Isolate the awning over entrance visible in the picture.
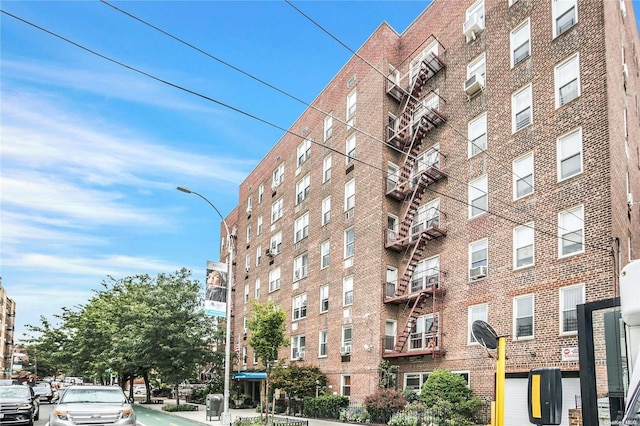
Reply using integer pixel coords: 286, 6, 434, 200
233, 372, 267, 380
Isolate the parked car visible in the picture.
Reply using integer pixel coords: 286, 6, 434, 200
33, 382, 55, 403
49, 385, 136, 426
0, 385, 40, 425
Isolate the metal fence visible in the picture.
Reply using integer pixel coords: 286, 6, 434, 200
234, 416, 308, 426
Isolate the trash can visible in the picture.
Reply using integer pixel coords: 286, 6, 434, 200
206, 393, 224, 421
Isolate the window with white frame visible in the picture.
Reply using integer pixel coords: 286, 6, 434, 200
272, 164, 284, 187
514, 294, 534, 339
465, 0, 485, 34
346, 90, 357, 120
341, 375, 351, 397
387, 215, 398, 246
321, 240, 330, 269
271, 197, 283, 222
292, 293, 307, 320
468, 303, 488, 344
343, 276, 354, 306
322, 196, 331, 225
257, 216, 263, 235
346, 134, 356, 164
254, 278, 261, 299
560, 284, 584, 334
411, 256, 439, 293
247, 196, 252, 213
511, 19, 531, 67
253, 352, 258, 365
558, 205, 584, 257
410, 313, 439, 350
412, 199, 440, 238
514, 224, 535, 268
242, 346, 247, 365
270, 231, 282, 255
244, 283, 249, 303
469, 239, 488, 279
293, 253, 308, 281
320, 285, 329, 313
387, 162, 400, 190
344, 227, 355, 259
385, 320, 397, 351
513, 152, 534, 199
323, 155, 332, 183
245, 254, 251, 273
468, 113, 487, 157
246, 224, 251, 243
345, 179, 355, 212
469, 175, 488, 218
512, 84, 532, 132
324, 115, 333, 141
319, 330, 328, 357
386, 266, 398, 298
294, 212, 309, 243
342, 325, 353, 346
410, 41, 438, 83
555, 54, 580, 107
553, 0, 577, 37
256, 246, 262, 267
467, 53, 486, 79
296, 174, 311, 204
412, 147, 439, 184
413, 92, 440, 127
297, 138, 311, 167
258, 184, 264, 203
268, 267, 281, 292
291, 335, 306, 359
405, 371, 470, 391
557, 128, 583, 181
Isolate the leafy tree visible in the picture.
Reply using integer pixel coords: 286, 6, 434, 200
379, 359, 399, 389
420, 369, 484, 422
270, 364, 327, 413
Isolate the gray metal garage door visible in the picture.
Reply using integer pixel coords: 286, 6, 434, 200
504, 377, 580, 426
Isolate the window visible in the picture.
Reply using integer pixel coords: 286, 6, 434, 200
242, 346, 247, 366
411, 256, 439, 292
270, 232, 282, 255
514, 294, 534, 339
346, 90, 357, 120
343, 276, 354, 306
342, 325, 353, 346
323, 155, 332, 183
345, 179, 355, 212
346, 134, 356, 164
245, 254, 251, 272
271, 197, 283, 222
344, 227, 355, 259
257, 216, 263, 235
258, 184, 264, 203
321, 240, 330, 269
322, 196, 331, 225
469, 175, 488, 218
293, 253, 309, 281
555, 54, 580, 107
294, 212, 309, 243
246, 224, 251, 243
247, 196, 253, 214
387, 215, 398, 246
256, 246, 262, 267
468, 303, 488, 344
297, 138, 311, 167
341, 375, 351, 397
557, 128, 583, 181
412, 199, 440, 238
324, 115, 333, 141
514, 224, 534, 268
319, 330, 328, 357
560, 284, 584, 334
512, 84, 532, 132
272, 164, 284, 188
268, 267, 281, 292
410, 313, 439, 350
292, 293, 307, 320
320, 285, 329, 313
468, 113, 487, 157
254, 278, 261, 299
385, 320, 396, 351
387, 162, 399, 191
513, 153, 534, 199
296, 174, 311, 204
386, 266, 398, 298
244, 284, 249, 303
553, 0, 577, 37
291, 335, 306, 359
410, 42, 438, 83
465, 0, 485, 39
405, 372, 470, 391
511, 19, 531, 67
413, 146, 439, 182
467, 53, 486, 79
469, 239, 488, 280
413, 92, 440, 127
559, 205, 584, 257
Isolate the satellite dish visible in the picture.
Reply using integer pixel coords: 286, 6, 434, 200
472, 320, 498, 350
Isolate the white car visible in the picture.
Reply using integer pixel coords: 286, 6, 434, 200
49, 385, 136, 426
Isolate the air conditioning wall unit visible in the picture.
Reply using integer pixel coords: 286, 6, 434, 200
464, 73, 485, 97
463, 14, 484, 40
297, 351, 305, 360
340, 345, 352, 355
265, 249, 273, 257
469, 266, 488, 280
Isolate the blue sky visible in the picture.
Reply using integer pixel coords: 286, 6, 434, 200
1, 1, 640, 341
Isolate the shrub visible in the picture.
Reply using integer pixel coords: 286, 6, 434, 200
339, 404, 371, 423
420, 370, 484, 424
364, 389, 406, 424
162, 404, 198, 412
402, 388, 419, 404
303, 395, 349, 419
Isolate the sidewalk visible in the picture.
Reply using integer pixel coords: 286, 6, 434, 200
136, 399, 347, 426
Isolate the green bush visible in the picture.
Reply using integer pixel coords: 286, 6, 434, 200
303, 395, 349, 419
364, 389, 406, 424
162, 404, 198, 412
339, 404, 371, 423
420, 370, 484, 424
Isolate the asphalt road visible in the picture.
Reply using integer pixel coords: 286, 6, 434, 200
36, 400, 54, 426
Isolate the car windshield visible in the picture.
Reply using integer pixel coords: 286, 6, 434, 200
61, 389, 126, 404
0, 387, 30, 398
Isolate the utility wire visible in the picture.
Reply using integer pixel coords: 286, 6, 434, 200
0, 8, 606, 253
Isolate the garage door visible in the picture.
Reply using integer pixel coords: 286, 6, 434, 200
504, 377, 580, 426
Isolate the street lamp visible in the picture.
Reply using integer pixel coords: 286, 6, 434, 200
177, 186, 234, 426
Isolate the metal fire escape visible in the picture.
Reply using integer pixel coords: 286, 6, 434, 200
383, 44, 447, 359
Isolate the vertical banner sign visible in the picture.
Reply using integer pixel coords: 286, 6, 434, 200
205, 260, 228, 317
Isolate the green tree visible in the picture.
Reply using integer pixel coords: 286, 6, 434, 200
420, 369, 484, 423
270, 364, 327, 413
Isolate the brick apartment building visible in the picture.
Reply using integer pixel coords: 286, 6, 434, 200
1, 278, 17, 379
217, 0, 639, 423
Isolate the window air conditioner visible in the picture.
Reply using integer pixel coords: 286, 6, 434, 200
297, 351, 305, 360
340, 345, 352, 355
294, 269, 301, 280
628, 193, 634, 207
463, 14, 483, 40
265, 249, 273, 257
469, 266, 488, 280
243, 328, 248, 335
464, 73, 485, 97
246, 206, 252, 215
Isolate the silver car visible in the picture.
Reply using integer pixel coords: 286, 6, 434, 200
48, 385, 136, 426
